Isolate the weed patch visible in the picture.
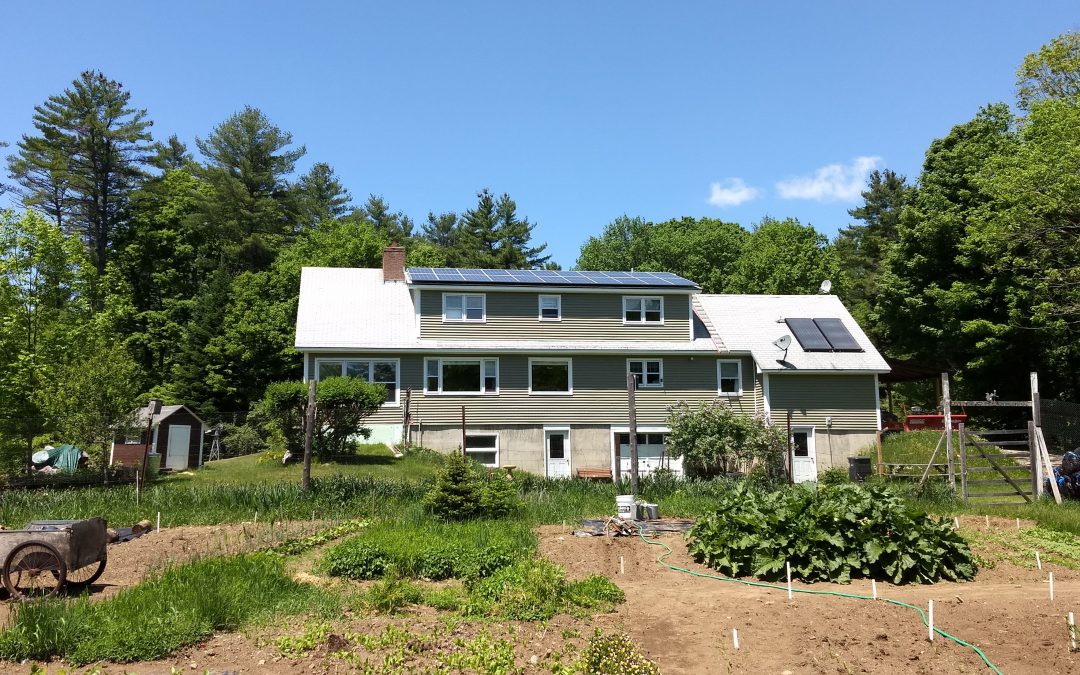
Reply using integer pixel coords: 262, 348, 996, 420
466, 559, 624, 621
579, 631, 660, 675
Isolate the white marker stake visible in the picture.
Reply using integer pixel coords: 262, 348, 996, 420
620, 556, 625, 575
1050, 572, 1055, 603
156, 511, 161, 534
254, 510, 258, 526
732, 628, 740, 650
872, 579, 878, 600
953, 516, 960, 529
928, 600, 934, 641
786, 562, 793, 600
1068, 612, 1077, 652
985, 514, 990, 528
1016, 517, 1021, 530
1036, 551, 1043, 570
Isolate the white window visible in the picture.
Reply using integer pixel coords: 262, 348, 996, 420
425, 358, 499, 394
314, 358, 399, 405
464, 433, 499, 467
718, 359, 742, 396
628, 359, 663, 388
529, 358, 573, 395
538, 294, 561, 321
623, 296, 663, 324
443, 293, 485, 322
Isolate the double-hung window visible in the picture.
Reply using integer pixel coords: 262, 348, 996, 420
314, 359, 399, 405
538, 295, 561, 321
717, 360, 742, 396
425, 358, 498, 394
464, 434, 499, 467
623, 296, 663, 323
443, 293, 485, 322
529, 358, 572, 395
628, 359, 663, 388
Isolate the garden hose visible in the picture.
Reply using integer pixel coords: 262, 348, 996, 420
636, 532, 1004, 675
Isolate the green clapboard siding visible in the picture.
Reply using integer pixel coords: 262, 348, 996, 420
418, 290, 691, 341
305, 353, 760, 427
768, 374, 878, 431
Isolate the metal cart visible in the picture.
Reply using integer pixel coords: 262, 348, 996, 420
0, 518, 108, 600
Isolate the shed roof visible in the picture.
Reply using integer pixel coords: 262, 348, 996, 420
134, 404, 205, 428
693, 294, 890, 373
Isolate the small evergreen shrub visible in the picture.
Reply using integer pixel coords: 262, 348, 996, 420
424, 452, 521, 520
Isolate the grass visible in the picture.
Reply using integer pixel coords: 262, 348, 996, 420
0, 554, 338, 665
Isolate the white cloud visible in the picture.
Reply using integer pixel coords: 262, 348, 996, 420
775, 156, 882, 202
707, 178, 761, 207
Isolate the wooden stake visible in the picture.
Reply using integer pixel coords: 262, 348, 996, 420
1068, 612, 1077, 652
871, 579, 877, 600
627, 373, 639, 497
254, 511, 258, 526
985, 514, 990, 529
620, 556, 625, 575
786, 562, 793, 600
942, 374, 955, 492
1050, 572, 1055, 602
302, 378, 317, 491
875, 431, 885, 477
1017, 518, 1021, 530
732, 628, 740, 650
156, 511, 161, 534
1036, 550, 1043, 570
953, 516, 960, 529
928, 600, 934, 641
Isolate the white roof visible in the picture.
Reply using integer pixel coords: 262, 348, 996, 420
133, 404, 205, 428
296, 268, 417, 350
693, 294, 890, 373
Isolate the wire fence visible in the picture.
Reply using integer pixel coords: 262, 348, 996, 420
1042, 398, 1080, 454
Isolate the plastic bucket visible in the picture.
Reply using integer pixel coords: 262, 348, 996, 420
616, 494, 637, 519
643, 503, 659, 520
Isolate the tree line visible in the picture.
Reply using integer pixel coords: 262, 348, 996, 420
1, 30, 1078, 474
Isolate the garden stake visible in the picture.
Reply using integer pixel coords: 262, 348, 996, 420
928, 600, 934, 641
1069, 612, 1077, 652
1050, 572, 1055, 602
254, 511, 258, 526
953, 517, 960, 529
620, 556, 625, 575
156, 512, 160, 534
732, 628, 739, 650
985, 515, 990, 528
786, 562, 792, 600
1036, 551, 1043, 570
872, 579, 877, 600
1016, 517, 1020, 530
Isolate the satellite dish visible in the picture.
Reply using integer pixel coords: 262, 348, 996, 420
819, 279, 832, 294
773, 335, 792, 351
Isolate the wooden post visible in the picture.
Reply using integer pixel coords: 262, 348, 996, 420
401, 388, 411, 448
959, 422, 968, 500
1029, 420, 1042, 498
942, 373, 955, 492
460, 406, 466, 455
786, 409, 794, 484
627, 373, 639, 497
302, 379, 316, 491
1031, 372, 1061, 504
875, 431, 885, 477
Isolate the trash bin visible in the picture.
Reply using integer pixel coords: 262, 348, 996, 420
848, 457, 872, 482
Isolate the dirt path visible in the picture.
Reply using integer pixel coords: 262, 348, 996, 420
2, 517, 1079, 673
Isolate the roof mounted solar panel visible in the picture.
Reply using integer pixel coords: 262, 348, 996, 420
785, 318, 833, 351
813, 318, 863, 352
404, 267, 699, 288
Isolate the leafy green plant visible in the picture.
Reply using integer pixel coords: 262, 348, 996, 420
817, 467, 850, 485
667, 401, 785, 478
323, 540, 391, 579
256, 377, 385, 459
266, 519, 367, 556
424, 451, 522, 520
578, 631, 659, 675
466, 559, 625, 620
686, 481, 977, 584
359, 576, 425, 614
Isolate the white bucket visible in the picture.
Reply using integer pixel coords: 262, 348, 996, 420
616, 494, 637, 519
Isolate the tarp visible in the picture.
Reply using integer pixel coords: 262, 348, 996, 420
32, 444, 84, 474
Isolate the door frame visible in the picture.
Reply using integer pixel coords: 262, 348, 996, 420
166, 424, 191, 470
609, 426, 671, 475
543, 426, 572, 478
790, 425, 817, 483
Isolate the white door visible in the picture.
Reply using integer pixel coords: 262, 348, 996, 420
616, 432, 683, 477
791, 427, 817, 483
545, 430, 571, 478
166, 424, 191, 470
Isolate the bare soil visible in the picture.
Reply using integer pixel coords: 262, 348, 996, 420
3, 515, 1079, 674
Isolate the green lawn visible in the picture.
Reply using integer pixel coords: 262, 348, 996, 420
167, 444, 443, 485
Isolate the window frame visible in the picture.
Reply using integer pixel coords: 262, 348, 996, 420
423, 357, 500, 395
464, 433, 499, 467
442, 293, 486, 323
528, 357, 573, 396
627, 358, 664, 388
717, 359, 742, 397
622, 295, 664, 324
312, 357, 401, 407
538, 294, 562, 321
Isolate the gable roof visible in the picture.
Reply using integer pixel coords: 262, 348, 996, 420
133, 404, 205, 428
693, 294, 890, 373
296, 268, 417, 350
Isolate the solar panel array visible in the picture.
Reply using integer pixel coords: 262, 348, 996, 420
786, 318, 864, 352
407, 268, 698, 288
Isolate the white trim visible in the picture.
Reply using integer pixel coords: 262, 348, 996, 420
757, 369, 892, 375
627, 358, 664, 388
409, 283, 698, 295
762, 372, 772, 424
441, 292, 486, 323
198, 426, 205, 466
608, 425, 671, 477
424, 356, 500, 395
622, 295, 665, 325
688, 298, 694, 340
464, 432, 499, 467
414, 289, 422, 335
296, 345, 719, 355
528, 357, 573, 395
717, 359, 743, 396
544, 427, 572, 478
790, 425, 817, 483
313, 357, 402, 407
538, 294, 562, 321
874, 373, 882, 431
302, 352, 309, 382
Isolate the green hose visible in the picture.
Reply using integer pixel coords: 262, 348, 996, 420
637, 531, 1004, 674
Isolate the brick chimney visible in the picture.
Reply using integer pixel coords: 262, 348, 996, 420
382, 243, 406, 282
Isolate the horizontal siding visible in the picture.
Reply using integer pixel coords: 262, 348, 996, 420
768, 374, 878, 431
419, 290, 691, 341
305, 352, 759, 427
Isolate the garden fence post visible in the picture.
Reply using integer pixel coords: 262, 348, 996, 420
942, 373, 955, 492
627, 373, 639, 498
302, 378, 316, 491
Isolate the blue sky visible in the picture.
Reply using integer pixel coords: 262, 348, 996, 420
1, 2, 1077, 267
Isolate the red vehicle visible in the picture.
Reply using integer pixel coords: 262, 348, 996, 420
904, 414, 967, 432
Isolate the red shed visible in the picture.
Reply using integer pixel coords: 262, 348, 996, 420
111, 405, 206, 471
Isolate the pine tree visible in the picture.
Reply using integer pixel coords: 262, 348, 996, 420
456, 189, 500, 267
149, 134, 192, 171
297, 162, 352, 226
361, 194, 413, 241
494, 192, 549, 269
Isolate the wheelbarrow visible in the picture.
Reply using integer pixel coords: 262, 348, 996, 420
0, 518, 108, 600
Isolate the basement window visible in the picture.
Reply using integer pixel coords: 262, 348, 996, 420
464, 434, 498, 467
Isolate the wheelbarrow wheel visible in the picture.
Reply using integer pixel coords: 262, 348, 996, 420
63, 555, 107, 591
3, 542, 66, 600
